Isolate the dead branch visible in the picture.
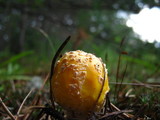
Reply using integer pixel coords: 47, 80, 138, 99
0, 97, 15, 120
16, 89, 34, 120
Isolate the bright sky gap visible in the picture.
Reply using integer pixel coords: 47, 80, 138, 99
126, 7, 160, 43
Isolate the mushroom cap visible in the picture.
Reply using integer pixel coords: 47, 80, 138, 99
51, 50, 109, 114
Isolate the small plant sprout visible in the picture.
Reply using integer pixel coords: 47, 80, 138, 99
50, 50, 110, 119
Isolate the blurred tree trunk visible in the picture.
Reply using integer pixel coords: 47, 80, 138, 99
19, 12, 27, 52
73, 28, 90, 50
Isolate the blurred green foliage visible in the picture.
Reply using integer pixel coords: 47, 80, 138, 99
0, 0, 159, 81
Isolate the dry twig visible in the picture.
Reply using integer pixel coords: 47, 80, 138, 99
16, 89, 34, 120
0, 97, 15, 120
110, 82, 160, 88
110, 103, 131, 118
99, 110, 133, 119
23, 74, 49, 120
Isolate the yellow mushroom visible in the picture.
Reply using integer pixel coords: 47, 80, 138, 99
51, 50, 109, 118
